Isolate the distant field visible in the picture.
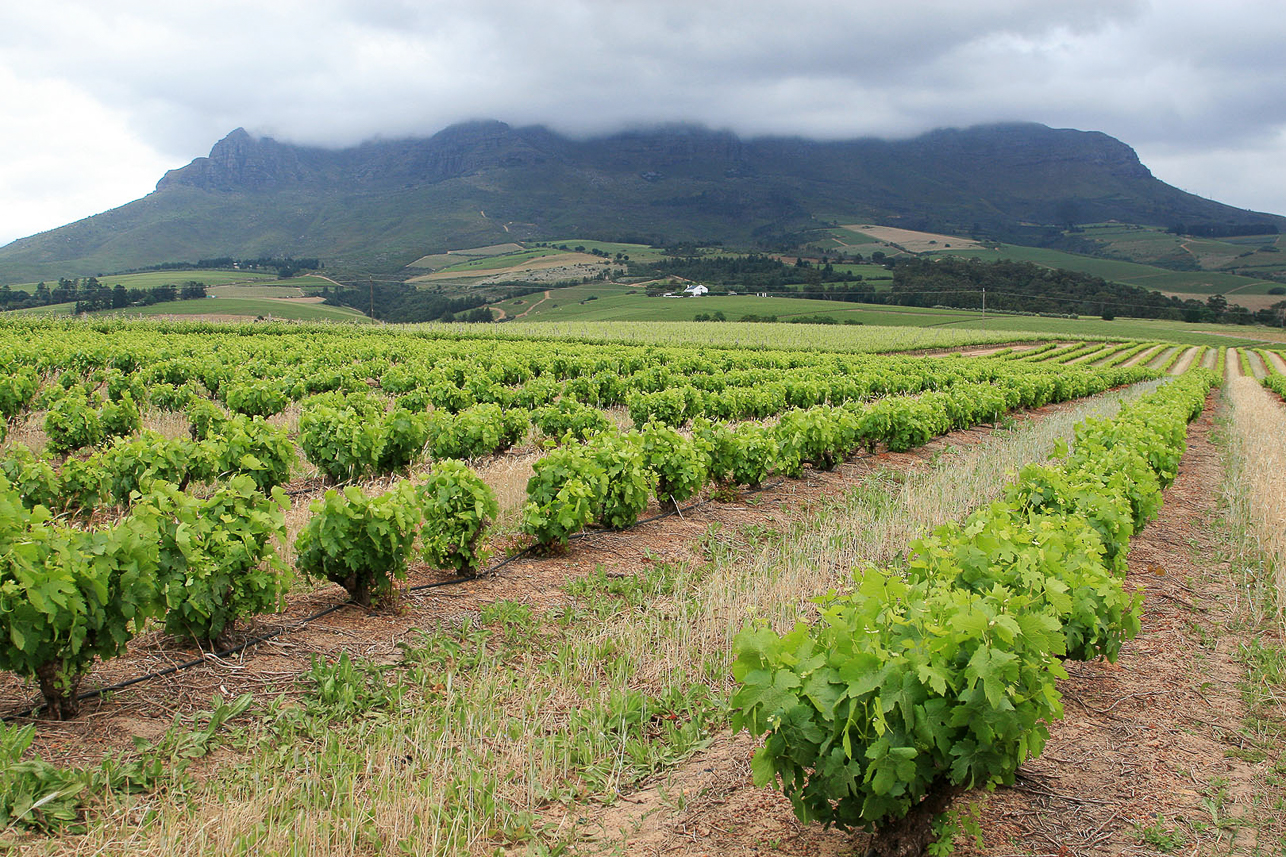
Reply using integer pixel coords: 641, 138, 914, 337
278, 275, 339, 291
825, 263, 893, 282
139, 297, 367, 321
539, 240, 670, 263
3, 269, 281, 293
841, 224, 983, 253
825, 227, 881, 246
208, 284, 307, 298
407, 241, 665, 278
14, 296, 368, 322
411, 253, 611, 286
435, 248, 568, 273
496, 290, 968, 326
936, 243, 1280, 296
484, 320, 1059, 353
492, 284, 1286, 347
7, 302, 76, 316
1075, 223, 1286, 278
408, 243, 526, 270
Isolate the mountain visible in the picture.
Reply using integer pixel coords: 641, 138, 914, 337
0, 121, 1281, 283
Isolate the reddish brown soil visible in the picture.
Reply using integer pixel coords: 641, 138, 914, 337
10, 392, 1272, 857
564, 393, 1286, 856
0, 406, 1041, 767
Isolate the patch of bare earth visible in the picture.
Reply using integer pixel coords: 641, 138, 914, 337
1168, 346, 1201, 375
839, 225, 984, 254
962, 394, 1283, 855
560, 393, 1285, 857
0, 403, 1057, 779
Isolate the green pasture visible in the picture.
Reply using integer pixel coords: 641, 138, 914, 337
99, 269, 282, 290
540, 240, 670, 263
6, 301, 77, 316
826, 263, 893, 281
99, 296, 370, 322
496, 285, 1286, 347
829, 227, 882, 245
208, 284, 303, 298
2, 268, 281, 293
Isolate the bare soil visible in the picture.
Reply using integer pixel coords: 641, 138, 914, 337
9, 388, 1274, 857
561, 392, 1286, 856
0, 406, 1044, 769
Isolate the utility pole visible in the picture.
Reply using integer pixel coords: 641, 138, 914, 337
369, 277, 374, 319
981, 288, 986, 328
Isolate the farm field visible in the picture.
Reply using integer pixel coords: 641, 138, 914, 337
0, 318, 1282, 855
491, 288, 1286, 347
408, 241, 666, 275
10, 295, 369, 322
1, 269, 284, 294
934, 241, 1282, 296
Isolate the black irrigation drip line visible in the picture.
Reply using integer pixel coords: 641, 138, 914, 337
2, 599, 351, 723
0, 479, 754, 721
3, 462, 815, 723
0, 413, 1040, 721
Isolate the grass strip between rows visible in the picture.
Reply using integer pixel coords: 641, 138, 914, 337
730, 369, 1218, 853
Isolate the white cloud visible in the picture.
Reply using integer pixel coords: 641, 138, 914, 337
0, 66, 175, 247
1, 0, 1285, 245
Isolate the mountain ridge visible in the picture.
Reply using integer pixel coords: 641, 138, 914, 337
0, 120, 1280, 283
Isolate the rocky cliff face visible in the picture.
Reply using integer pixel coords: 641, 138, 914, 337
157, 128, 308, 191
156, 120, 1160, 197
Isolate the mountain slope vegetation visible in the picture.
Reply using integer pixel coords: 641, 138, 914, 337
1, 121, 1281, 284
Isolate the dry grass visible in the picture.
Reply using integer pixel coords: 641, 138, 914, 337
695, 381, 1161, 639
1, 412, 46, 454
1224, 376, 1286, 623
1121, 343, 1165, 368
1170, 345, 1203, 375
5, 382, 1167, 855
471, 446, 539, 534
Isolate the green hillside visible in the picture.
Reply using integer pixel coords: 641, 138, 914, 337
1, 120, 1281, 284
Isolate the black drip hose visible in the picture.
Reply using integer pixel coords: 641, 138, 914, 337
1, 478, 769, 721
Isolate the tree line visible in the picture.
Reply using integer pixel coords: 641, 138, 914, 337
629, 254, 865, 288
320, 282, 541, 323
137, 257, 323, 278
885, 257, 1283, 326
0, 278, 207, 314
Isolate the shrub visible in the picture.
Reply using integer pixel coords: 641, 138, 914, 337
98, 393, 141, 441
418, 460, 498, 575
295, 482, 422, 607
206, 416, 294, 492
44, 392, 103, 456
376, 407, 430, 474
222, 379, 289, 418
143, 477, 290, 644
0, 478, 160, 719
521, 446, 606, 547
299, 405, 382, 484
589, 433, 655, 529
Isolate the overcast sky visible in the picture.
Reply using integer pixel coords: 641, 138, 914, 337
2, 0, 1285, 246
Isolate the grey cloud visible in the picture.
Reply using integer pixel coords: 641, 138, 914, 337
2, 0, 1285, 239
